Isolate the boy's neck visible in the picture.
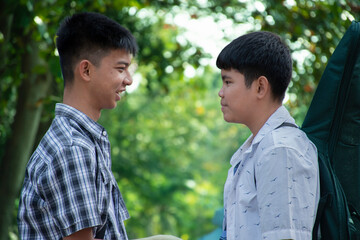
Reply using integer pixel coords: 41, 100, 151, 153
63, 85, 101, 122
249, 103, 282, 137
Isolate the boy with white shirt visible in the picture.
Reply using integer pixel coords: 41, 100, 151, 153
217, 31, 320, 240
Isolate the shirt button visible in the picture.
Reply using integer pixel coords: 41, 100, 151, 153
102, 131, 107, 136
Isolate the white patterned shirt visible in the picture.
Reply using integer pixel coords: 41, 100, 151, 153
222, 106, 320, 240
18, 103, 129, 239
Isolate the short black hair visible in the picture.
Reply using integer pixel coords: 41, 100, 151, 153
216, 31, 292, 101
56, 12, 138, 85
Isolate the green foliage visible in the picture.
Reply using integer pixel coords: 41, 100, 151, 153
1, 0, 359, 239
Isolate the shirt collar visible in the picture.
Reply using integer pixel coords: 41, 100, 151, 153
252, 105, 296, 145
230, 106, 296, 166
55, 103, 106, 141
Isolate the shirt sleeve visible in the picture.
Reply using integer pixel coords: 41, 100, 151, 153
255, 144, 318, 240
38, 145, 102, 237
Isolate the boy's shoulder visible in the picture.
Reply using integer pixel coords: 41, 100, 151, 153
43, 115, 95, 150
29, 115, 96, 169
258, 123, 317, 157
254, 106, 315, 151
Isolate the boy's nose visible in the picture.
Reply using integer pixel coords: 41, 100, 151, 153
218, 88, 224, 98
124, 73, 133, 85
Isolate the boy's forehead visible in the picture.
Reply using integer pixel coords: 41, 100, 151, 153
221, 68, 241, 77
105, 49, 133, 64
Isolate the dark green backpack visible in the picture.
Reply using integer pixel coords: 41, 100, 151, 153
301, 21, 360, 240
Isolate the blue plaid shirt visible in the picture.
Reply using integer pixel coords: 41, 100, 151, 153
18, 103, 129, 239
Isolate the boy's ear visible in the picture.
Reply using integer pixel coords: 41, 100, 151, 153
78, 60, 92, 82
255, 76, 270, 99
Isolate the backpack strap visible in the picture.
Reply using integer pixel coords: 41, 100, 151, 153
312, 193, 331, 240
275, 122, 298, 129
95, 224, 107, 239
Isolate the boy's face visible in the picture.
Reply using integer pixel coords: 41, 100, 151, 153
89, 49, 133, 111
218, 68, 256, 124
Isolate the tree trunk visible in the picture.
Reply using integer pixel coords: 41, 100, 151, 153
0, 0, 18, 75
0, 34, 52, 239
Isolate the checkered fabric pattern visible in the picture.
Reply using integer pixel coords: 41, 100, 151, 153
18, 103, 129, 240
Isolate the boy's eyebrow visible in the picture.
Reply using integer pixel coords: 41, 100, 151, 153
116, 61, 130, 66
221, 74, 231, 80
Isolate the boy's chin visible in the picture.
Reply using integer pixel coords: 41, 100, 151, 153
223, 117, 235, 123
223, 116, 242, 124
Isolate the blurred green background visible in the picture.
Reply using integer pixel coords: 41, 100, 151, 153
0, 0, 359, 239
